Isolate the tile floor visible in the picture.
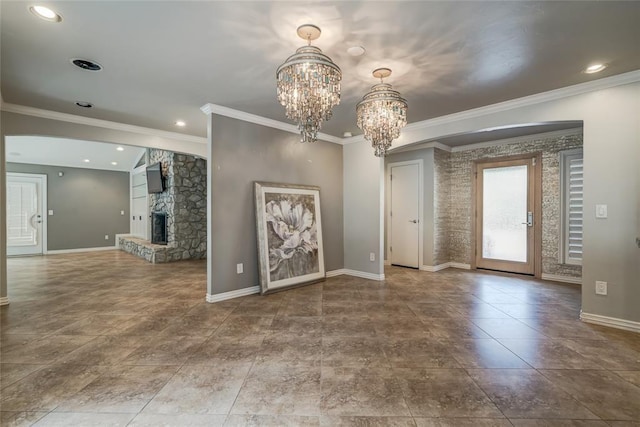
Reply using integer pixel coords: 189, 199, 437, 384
1, 251, 639, 426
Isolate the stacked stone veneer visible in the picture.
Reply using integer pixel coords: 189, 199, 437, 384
120, 149, 207, 263
440, 132, 583, 278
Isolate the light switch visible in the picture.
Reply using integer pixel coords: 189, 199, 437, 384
48, 210, 54, 216
236, 263, 243, 274
595, 204, 608, 219
120, 210, 125, 215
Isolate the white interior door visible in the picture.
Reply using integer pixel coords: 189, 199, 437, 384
390, 164, 420, 268
7, 173, 46, 256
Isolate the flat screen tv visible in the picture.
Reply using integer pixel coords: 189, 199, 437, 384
146, 162, 165, 193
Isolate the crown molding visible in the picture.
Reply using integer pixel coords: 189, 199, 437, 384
388, 141, 452, 155
403, 70, 640, 135
343, 70, 640, 146
1, 102, 207, 144
201, 103, 344, 145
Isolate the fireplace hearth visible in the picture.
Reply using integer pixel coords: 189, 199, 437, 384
151, 211, 168, 245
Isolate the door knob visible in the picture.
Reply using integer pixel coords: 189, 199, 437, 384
409, 219, 418, 224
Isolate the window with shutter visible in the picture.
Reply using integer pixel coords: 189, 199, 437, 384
561, 149, 583, 265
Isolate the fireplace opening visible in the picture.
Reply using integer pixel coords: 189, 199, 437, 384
151, 211, 168, 245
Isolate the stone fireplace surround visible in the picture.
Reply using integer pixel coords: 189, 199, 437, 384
118, 149, 207, 263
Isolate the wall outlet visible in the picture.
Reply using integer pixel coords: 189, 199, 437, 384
104, 235, 109, 240
369, 252, 376, 262
48, 210, 54, 216
236, 263, 243, 274
595, 281, 607, 295
120, 210, 125, 215
595, 204, 608, 218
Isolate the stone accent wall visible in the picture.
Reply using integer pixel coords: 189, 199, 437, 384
433, 148, 451, 266
447, 132, 583, 278
145, 149, 207, 262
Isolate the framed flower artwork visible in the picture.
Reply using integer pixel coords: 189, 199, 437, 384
254, 182, 325, 294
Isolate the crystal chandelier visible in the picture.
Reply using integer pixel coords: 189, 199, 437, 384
276, 24, 342, 143
356, 68, 408, 157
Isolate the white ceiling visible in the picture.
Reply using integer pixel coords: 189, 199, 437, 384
6, 136, 145, 172
1, 1, 639, 141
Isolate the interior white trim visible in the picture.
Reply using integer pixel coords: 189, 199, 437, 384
420, 263, 450, 272
342, 269, 385, 281
1, 102, 207, 144
384, 259, 391, 266
449, 262, 472, 270
0, 297, 9, 306
580, 311, 640, 333
200, 103, 343, 145
541, 273, 582, 285
386, 159, 424, 271
47, 246, 117, 254
326, 269, 347, 278
206, 286, 260, 303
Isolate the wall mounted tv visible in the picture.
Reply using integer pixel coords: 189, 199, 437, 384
146, 162, 165, 193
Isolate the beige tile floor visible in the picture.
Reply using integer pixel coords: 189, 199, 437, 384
1, 251, 639, 426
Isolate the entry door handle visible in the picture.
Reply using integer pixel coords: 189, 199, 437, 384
521, 212, 533, 227
409, 219, 419, 224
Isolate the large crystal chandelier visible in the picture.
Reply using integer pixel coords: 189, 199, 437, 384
356, 68, 408, 157
276, 24, 342, 143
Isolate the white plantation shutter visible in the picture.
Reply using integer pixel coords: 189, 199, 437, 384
562, 151, 583, 265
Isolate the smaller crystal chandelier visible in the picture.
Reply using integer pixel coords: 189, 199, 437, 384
356, 68, 408, 157
276, 24, 342, 143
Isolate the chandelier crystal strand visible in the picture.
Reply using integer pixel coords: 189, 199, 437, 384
276, 25, 341, 143
356, 68, 408, 157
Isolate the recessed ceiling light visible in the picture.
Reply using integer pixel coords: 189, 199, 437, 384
71, 58, 103, 72
175, 120, 186, 127
347, 46, 366, 57
29, 5, 62, 22
75, 101, 93, 108
83, 159, 90, 163
111, 161, 118, 166
116, 146, 124, 151
585, 63, 606, 74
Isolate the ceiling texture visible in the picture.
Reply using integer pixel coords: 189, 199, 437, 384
1, 1, 639, 143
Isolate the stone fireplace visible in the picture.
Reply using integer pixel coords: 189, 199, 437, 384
151, 212, 168, 245
118, 148, 207, 263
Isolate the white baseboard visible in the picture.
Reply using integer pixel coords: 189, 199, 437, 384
420, 263, 450, 272
449, 262, 471, 270
206, 286, 260, 303
342, 269, 385, 281
580, 311, 640, 333
0, 296, 9, 306
326, 269, 347, 278
541, 273, 582, 285
47, 246, 117, 255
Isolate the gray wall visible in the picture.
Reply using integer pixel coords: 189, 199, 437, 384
343, 140, 384, 275
7, 163, 130, 250
208, 114, 343, 295
385, 148, 436, 266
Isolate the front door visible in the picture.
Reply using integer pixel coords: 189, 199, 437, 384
7, 173, 46, 256
390, 163, 420, 268
475, 156, 539, 275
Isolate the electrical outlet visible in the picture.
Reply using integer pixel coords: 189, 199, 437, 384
104, 235, 109, 240
595, 204, 608, 218
120, 210, 125, 215
236, 263, 243, 274
595, 281, 607, 295
48, 210, 54, 216
369, 252, 375, 262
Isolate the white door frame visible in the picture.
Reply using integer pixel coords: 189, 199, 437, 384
6, 172, 48, 255
386, 159, 423, 269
